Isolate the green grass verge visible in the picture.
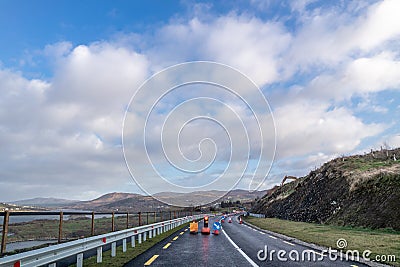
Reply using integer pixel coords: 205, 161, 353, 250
68, 222, 190, 267
341, 156, 400, 171
245, 217, 400, 266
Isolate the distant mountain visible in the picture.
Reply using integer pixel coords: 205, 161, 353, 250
154, 189, 268, 206
8, 189, 269, 212
11, 197, 79, 207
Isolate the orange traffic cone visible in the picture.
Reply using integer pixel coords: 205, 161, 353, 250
239, 217, 243, 224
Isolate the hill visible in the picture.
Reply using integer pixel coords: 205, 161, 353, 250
251, 148, 400, 230
11, 197, 79, 207
5, 190, 268, 212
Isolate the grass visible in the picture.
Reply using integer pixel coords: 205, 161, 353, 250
68, 222, 190, 267
341, 156, 400, 172
245, 217, 400, 266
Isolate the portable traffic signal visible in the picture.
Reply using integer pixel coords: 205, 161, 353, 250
201, 215, 210, 235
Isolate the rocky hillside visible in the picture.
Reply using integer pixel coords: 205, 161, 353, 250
251, 148, 400, 230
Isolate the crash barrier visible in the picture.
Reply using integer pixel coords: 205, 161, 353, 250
0, 214, 204, 267
248, 213, 265, 218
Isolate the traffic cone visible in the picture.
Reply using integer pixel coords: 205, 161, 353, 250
239, 216, 243, 224
213, 229, 219, 235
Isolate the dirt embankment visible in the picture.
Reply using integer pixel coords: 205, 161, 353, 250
252, 148, 400, 230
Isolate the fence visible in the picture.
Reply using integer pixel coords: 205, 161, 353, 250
0, 210, 198, 255
0, 214, 204, 267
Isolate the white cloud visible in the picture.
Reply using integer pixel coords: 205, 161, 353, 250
285, 0, 400, 72
273, 101, 384, 158
145, 15, 291, 86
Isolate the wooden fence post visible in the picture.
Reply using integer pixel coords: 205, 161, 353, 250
1, 211, 10, 255
91, 212, 95, 236
111, 212, 115, 232
58, 211, 63, 243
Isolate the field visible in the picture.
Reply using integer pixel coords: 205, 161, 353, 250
245, 217, 400, 266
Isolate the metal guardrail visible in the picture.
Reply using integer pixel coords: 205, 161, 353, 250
0, 214, 204, 267
248, 213, 265, 218
0, 210, 197, 254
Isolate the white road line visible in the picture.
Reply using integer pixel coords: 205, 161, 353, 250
222, 228, 259, 267
312, 250, 326, 257
283, 240, 295, 246
268, 235, 277, 239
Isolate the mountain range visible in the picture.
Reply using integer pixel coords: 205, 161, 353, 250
8, 189, 268, 212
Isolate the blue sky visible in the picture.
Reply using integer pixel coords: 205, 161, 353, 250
0, 0, 399, 202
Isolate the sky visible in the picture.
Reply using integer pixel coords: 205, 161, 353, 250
0, 0, 400, 202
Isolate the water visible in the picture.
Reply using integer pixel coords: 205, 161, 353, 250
5, 240, 58, 252
0, 209, 93, 224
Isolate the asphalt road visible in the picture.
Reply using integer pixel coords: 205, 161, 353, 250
125, 216, 369, 267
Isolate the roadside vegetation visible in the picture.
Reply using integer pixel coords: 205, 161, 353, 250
245, 217, 400, 266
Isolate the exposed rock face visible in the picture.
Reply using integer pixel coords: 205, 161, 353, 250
251, 148, 400, 230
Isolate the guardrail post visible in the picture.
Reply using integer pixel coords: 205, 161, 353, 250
149, 229, 152, 239
138, 233, 142, 244
138, 212, 142, 226
97, 246, 102, 263
143, 231, 147, 241
91, 212, 95, 236
111, 242, 116, 257
126, 212, 129, 229
123, 238, 127, 252
111, 212, 115, 232
131, 235, 135, 247
58, 211, 63, 243
77, 253, 83, 267
1, 210, 10, 255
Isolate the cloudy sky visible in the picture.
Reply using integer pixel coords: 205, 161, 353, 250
0, 0, 399, 202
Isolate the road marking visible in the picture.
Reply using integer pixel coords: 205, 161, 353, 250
184, 229, 188, 232
283, 240, 295, 246
180, 231, 184, 235
163, 243, 171, 249
144, 255, 159, 265
222, 229, 259, 267
312, 250, 324, 258
172, 236, 179, 241
350, 265, 359, 267
268, 235, 277, 239
253, 228, 257, 231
